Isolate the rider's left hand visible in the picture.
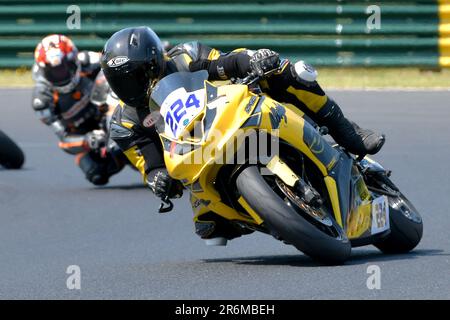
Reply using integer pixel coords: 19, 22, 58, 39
84, 129, 107, 152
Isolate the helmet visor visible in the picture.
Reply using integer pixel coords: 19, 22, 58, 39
43, 58, 78, 86
106, 62, 154, 108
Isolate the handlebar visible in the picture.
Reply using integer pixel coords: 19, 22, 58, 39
235, 72, 260, 86
234, 67, 280, 86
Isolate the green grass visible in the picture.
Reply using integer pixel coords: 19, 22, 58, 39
1, 68, 450, 89
0, 68, 33, 87
317, 68, 450, 89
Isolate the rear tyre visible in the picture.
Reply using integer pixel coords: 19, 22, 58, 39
374, 194, 423, 254
0, 130, 25, 169
236, 166, 351, 265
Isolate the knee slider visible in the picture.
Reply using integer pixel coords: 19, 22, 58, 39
78, 153, 109, 186
291, 60, 318, 85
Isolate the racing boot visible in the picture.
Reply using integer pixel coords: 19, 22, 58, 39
77, 150, 125, 186
316, 100, 385, 156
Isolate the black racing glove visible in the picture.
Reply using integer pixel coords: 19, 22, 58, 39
249, 49, 281, 77
147, 168, 183, 200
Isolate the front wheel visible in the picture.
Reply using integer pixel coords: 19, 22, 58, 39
0, 130, 25, 169
236, 166, 351, 265
374, 194, 423, 254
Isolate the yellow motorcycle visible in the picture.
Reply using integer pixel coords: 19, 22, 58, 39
149, 70, 423, 264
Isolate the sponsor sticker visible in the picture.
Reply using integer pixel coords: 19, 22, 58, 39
371, 195, 390, 234
107, 56, 129, 67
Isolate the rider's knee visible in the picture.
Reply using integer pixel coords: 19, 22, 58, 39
76, 152, 109, 186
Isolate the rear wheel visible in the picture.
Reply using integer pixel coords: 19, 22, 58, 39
236, 165, 351, 265
0, 130, 25, 169
374, 194, 423, 253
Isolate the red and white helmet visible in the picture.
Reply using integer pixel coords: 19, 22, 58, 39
34, 34, 80, 92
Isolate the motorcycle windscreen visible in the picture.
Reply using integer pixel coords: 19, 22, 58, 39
149, 71, 208, 139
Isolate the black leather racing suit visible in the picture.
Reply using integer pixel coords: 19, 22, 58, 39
31, 51, 127, 185
109, 42, 354, 239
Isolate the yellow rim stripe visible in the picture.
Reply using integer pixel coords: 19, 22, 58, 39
237, 196, 264, 225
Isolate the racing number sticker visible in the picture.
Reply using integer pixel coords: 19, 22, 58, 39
160, 88, 204, 138
165, 93, 201, 136
371, 196, 390, 234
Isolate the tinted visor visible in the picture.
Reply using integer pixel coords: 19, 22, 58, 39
106, 62, 156, 108
43, 59, 77, 86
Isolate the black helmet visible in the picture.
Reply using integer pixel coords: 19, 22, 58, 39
101, 27, 166, 108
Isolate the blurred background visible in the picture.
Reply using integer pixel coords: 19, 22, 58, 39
1, 0, 450, 87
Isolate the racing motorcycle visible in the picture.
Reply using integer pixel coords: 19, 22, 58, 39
0, 130, 25, 169
148, 70, 423, 264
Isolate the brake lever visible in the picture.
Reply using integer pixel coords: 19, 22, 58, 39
157, 179, 174, 214
158, 197, 174, 213
238, 67, 281, 85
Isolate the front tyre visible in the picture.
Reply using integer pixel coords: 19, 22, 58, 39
236, 166, 351, 265
0, 130, 25, 169
374, 194, 423, 254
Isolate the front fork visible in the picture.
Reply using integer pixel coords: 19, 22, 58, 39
265, 155, 322, 207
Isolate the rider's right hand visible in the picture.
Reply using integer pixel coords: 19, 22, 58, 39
147, 168, 183, 200
249, 49, 280, 77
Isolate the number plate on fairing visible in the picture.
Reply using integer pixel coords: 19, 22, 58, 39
371, 196, 390, 235
160, 88, 205, 139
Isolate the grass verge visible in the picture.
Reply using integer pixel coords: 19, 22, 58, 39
1, 67, 450, 89
317, 67, 450, 89
0, 68, 33, 88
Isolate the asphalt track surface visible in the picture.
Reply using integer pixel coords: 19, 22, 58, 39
0, 88, 449, 300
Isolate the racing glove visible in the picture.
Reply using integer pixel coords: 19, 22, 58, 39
147, 168, 183, 200
84, 129, 107, 152
249, 49, 281, 77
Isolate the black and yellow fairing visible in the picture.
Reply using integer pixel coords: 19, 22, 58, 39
158, 76, 373, 239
